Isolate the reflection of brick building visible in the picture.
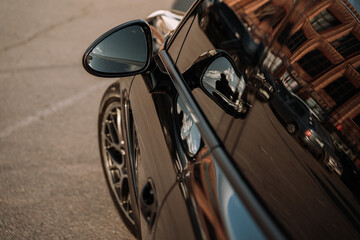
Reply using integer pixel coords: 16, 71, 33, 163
225, 0, 360, 163
189, 148, 228, 239
286, 0, 360, 162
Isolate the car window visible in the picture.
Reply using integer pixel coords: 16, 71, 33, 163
289, 99, 308, 117
166, 6, 197, 64
173, 12, 214, 72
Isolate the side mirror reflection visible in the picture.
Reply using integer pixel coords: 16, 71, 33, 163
177, 97, 202, 156
82, 20, 152, 77
201, 56, 250, 116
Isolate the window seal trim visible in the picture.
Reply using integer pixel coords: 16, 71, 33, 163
165, 0, 202, 51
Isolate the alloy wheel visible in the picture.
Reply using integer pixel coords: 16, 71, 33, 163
286, 122, 296, 135
100, 102, 134, 225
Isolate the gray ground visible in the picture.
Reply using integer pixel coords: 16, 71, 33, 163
0, 0, 192, 239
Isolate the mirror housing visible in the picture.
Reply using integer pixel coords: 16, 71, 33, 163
82, 20, 153, 78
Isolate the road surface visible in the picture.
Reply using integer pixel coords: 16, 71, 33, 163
0, 0, 192, 239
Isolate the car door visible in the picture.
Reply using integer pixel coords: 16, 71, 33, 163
131, 1, 249, 238
151, 1, 282, 239
162, 1, 360, 240
127, 5, 199, 239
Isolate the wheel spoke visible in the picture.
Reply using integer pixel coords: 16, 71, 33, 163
116, 108, 125, 145
106, 119, 118, 144
104, 133, 118, 150
104, 133, 112, 145
114, 179, 123, 189
126, 194, 133, 214
109, 110, 118, 132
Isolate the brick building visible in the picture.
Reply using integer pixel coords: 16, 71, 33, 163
225, 0, 360, 165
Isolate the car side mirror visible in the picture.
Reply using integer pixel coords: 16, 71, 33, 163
184, 50, 250, 117
82, 20, 153, 77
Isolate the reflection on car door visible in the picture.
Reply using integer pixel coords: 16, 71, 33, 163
128, 6, 199, 238
172, 1, 238, 144
129, 75, 181, 238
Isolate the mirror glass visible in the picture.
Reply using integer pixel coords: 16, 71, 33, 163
202, 57, 247, 113
86, 25, 148, 74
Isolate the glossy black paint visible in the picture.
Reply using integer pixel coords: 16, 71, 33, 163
83, 0, 360, 239
158, 49, 285, 239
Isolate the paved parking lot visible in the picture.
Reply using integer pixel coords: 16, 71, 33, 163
0, 0, 191, 239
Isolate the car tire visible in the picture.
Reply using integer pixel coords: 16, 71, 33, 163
320, 149, 326, 162
98, 82, 141, 238
286, 122, 297, 135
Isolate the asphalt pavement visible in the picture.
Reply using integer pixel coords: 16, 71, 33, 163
0, 0, 192, 239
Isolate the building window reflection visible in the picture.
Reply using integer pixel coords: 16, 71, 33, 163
310, 9, 341, 32
354, 113, 360, 128
224, 0, 360, 165
331, 33, 360, 58
324, 76, 359, 108
254, 1, 286, 30
356, 66, 360, 74
297, 50, 332, 77
286, 28, 307, 53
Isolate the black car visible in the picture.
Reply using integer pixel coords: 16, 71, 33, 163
337, 149, 360, 199
269, 82, 310, 135
82, 0, 360, 239
269, 84, 343, 174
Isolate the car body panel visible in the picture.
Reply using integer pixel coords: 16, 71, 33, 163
162, 0, 360, 239
129, 75, 181, 237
